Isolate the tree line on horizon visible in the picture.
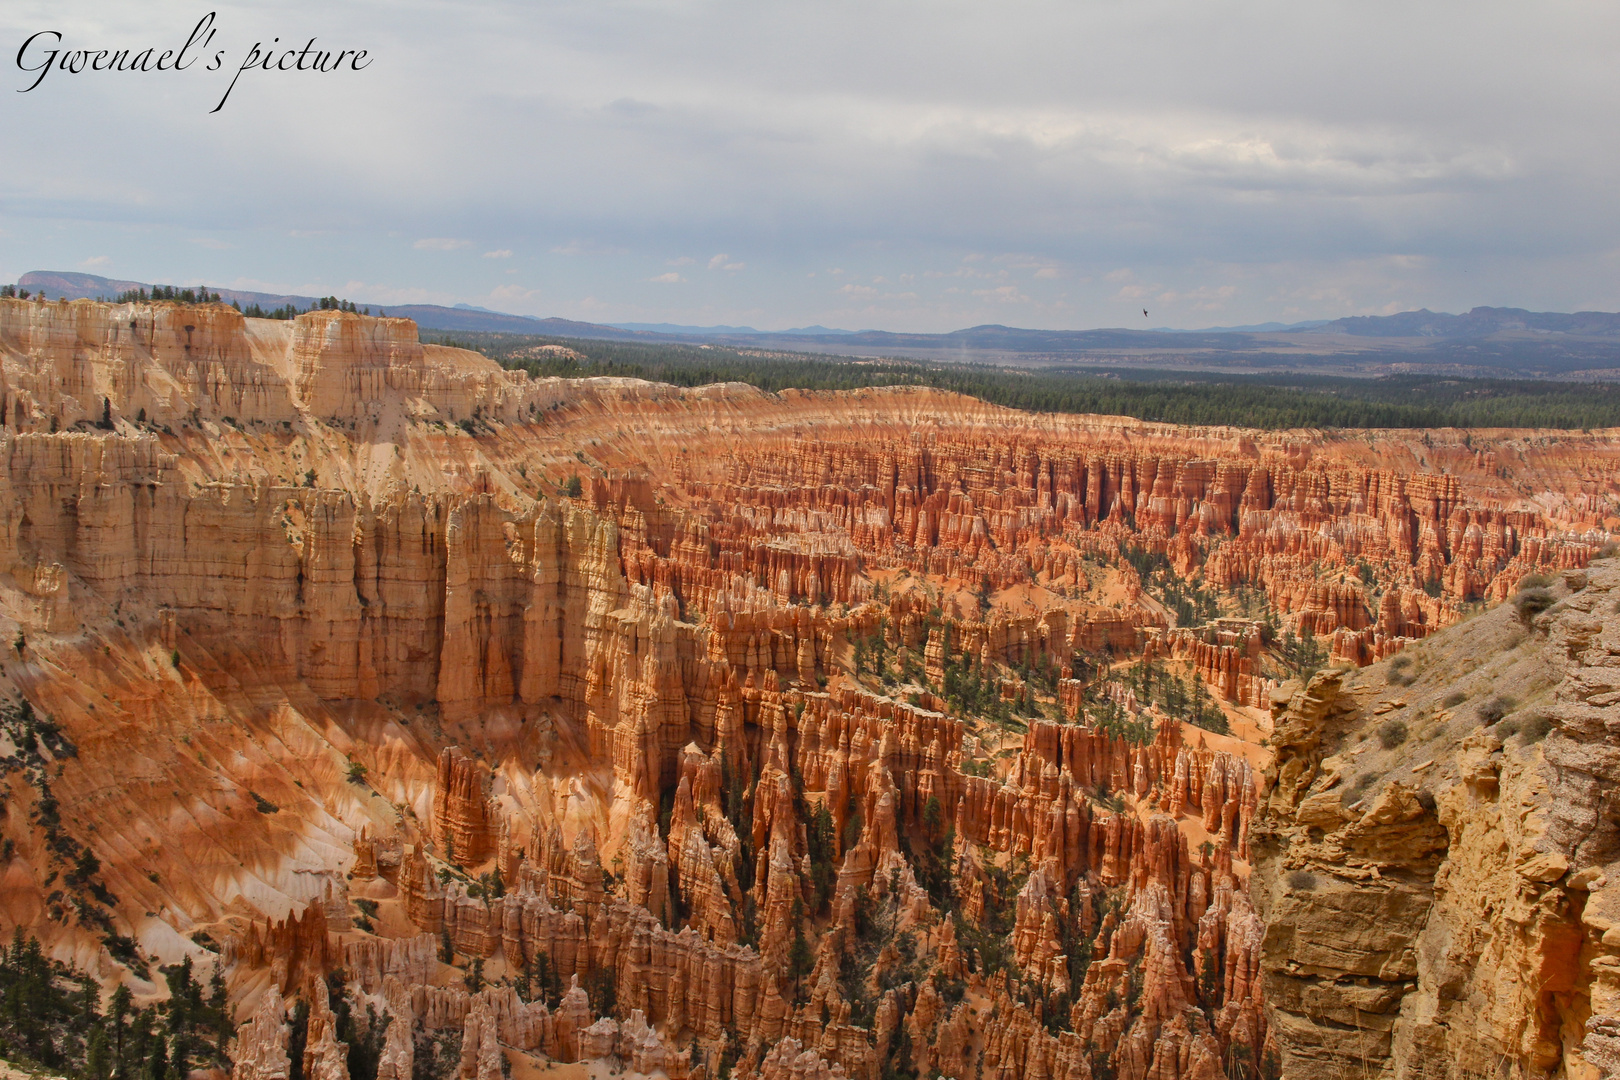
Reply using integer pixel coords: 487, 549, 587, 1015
428, 331, 1620, 430
0, 284, 375, 320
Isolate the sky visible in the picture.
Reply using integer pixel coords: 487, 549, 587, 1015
3, 1, 1619, 332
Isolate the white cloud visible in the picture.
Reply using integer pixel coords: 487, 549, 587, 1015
1153, 285, 1238, 313
707, 254, 745, 271
973, 285, 1029, 303
491, 284, 541, 301
650, 272, 685, 283
668, 256, 695, 266
551, 240, 626, 256
483, 249, 513, 259
81, 255, 110, 267
348, 285, 446, 305
414, 238, 471, 252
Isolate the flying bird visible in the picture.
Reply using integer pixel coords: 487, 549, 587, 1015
1143, 309, 1149, 318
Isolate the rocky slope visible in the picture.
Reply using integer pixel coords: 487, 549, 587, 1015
1253, 557, 1620, 1079
0, 297, 1614, 1080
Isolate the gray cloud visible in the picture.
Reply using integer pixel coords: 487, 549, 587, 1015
2, 0, 1617, 330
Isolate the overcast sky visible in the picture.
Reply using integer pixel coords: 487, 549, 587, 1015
3, 1, 1618, 331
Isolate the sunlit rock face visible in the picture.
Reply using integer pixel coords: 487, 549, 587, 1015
0, 298, 1613, 1080
1253, 560, 1620, 1080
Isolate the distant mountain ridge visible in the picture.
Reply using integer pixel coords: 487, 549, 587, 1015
610, 322, 858, 336
1155, 320, 1331, 333
14, 271, 1620, 376
1308, 306, 1620, 338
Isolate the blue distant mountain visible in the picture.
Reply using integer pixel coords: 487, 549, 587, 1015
1153, 320, 1331, 333
611, 322, 761, 335
1308, 307, 1620, 338
610, 322, 856, 336
452, 303, 533, 316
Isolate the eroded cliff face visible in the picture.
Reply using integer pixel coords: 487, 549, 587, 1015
1253, 558, 1620, 1079
0, 298, 1615, 1080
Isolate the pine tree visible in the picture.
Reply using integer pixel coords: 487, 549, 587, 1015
145, 1032, 167, 1080
110, 983, 132, 1073
787, 899, 814, 1000
86, 1026, 111, 1080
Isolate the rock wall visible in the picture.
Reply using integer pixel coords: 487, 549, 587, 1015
1253, 559, 1620, 1079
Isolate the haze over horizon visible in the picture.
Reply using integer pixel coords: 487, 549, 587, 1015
4, 1, 1619, 333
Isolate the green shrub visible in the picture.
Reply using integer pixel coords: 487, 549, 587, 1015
1517, 572, 1556, 590
1286, 870, 1318, 891
1514, 587, 1555, 621
1477, 695, 1515, 726
1442, 690, 1468, 708
1378, 719, 1409, 750
1521, 713, 1554, 743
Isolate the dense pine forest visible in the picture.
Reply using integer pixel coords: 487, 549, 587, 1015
0, 932, 230, 1080
429, 332, 1620, 430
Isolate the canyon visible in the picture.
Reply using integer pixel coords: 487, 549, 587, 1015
0, 297, 1616, 1080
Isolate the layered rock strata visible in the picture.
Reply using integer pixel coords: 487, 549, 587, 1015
1252, 558, 1620, 1079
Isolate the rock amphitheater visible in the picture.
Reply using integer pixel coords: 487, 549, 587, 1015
0, 297, 1617, 1080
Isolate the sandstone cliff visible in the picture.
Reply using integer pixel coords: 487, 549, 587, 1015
1253, 555, 1620, 1079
